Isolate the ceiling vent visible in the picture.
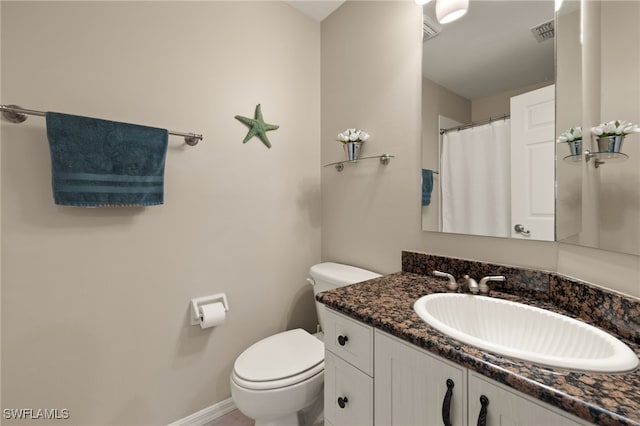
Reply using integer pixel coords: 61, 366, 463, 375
530, 19, 555, 42
423, 14, 442, 42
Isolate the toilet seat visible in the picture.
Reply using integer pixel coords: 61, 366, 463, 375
232, 329, 324, 391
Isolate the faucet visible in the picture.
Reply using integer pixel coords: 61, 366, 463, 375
462, 275, 479, 294
478, 275, 506, 296
433, 270, 458, 292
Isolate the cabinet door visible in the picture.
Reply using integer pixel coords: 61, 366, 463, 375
468, 372, 590, 426
375, 331, 467, 426
324, 350, 373, 426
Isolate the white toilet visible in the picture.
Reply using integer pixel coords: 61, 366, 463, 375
230, 262, 381, 426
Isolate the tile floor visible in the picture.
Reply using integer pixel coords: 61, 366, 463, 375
205, 409, 254, 426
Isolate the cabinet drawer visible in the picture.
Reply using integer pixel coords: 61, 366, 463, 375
324, 308, 374, 375
324, 350, 373, 426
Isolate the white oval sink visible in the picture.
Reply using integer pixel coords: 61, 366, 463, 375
413, 293, 639, 373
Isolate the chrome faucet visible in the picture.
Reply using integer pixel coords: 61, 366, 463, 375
434, 271, 505, 296
478, 275, 506, 296
462, 275, 479, 294
433, 270, 458, 292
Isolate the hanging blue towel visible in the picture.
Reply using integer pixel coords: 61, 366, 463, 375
45, 112, 169, 207
422, 169, 433, 206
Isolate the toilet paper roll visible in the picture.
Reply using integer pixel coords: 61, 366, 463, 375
199, 302, 226, 329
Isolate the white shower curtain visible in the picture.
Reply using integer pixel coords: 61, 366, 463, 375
441, 120, 511, 237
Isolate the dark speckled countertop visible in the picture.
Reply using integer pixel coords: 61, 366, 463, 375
318, 271, 640, 426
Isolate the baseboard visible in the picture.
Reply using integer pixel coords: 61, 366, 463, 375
168, 397, 236, 426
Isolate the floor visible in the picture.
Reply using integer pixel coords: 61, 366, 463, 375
205, 409, 254, 426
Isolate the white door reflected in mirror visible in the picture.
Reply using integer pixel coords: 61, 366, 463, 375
510, 85, 555, 240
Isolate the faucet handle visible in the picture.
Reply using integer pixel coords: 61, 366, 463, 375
478, 276, 506, 295
433, 270, 458, 292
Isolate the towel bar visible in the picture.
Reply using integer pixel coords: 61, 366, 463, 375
0, 104, 203, 146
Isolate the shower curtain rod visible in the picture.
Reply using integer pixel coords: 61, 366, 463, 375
0, 104, 203, 146
440, 113, 510, 135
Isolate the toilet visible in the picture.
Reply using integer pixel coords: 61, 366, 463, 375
230, 262, 381, 426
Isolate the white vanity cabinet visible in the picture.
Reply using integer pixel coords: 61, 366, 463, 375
375, 331, 468, 425
468, 372, 589, 426
323, 308, 592, 426
323, 309, 374, 426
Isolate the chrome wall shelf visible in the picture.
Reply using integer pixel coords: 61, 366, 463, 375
324, 154, 394, 172
563, 151, 628, 168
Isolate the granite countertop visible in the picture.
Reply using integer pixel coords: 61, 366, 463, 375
318, 272, 640, 426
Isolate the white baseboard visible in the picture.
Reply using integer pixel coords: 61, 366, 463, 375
168, 397, 236, 426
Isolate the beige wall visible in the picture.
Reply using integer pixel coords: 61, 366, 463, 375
0, 0, 3, 411
1, 2, 320, 425
321, 1, 639, 296
597, 1, 640, 255
321, 1, 423, 274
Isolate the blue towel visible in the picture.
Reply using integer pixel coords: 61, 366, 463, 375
46, 112, 169, 207
422, 169, 433, 206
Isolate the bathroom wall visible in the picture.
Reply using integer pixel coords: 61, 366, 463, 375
321, 1, 639, 297
0, 1, 3, 411
321, 0, 423, 274
597, 1, 640, 255
1, 2, 320, 425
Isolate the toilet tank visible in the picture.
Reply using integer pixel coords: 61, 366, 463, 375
308, 262, 381, 333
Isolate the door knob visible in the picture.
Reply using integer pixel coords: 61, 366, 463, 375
514, 224, 531, 236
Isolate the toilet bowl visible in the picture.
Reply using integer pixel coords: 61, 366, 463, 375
230, 263, 381, 426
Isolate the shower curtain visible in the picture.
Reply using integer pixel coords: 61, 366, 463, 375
441, 119, 511, 237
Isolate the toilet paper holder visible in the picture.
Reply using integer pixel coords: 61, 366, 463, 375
190, 293, 229, 325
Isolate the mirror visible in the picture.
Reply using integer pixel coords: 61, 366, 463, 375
420, 1, 555, 241
556, 0, 640, 256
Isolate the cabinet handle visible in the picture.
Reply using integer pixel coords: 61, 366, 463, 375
476, 395, 489, 426
338, 335, 349, 346
337, 396, 349, 409
441, 379, 454, 426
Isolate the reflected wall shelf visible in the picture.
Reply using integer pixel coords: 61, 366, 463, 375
324, 154, 394, 172
563, 151, 628, 168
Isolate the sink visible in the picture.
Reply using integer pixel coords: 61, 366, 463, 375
413, 293, 639, 373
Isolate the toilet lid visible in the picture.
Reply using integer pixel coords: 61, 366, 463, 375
234, 329, 324, 384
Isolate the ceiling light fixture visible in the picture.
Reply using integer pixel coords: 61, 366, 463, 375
415, 0, 434, 5
436, 0, 469, 24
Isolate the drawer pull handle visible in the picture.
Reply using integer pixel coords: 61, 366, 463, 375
338, 335, 349, 346
442, 378, 454, 426
337, 396, 349, 409
477, 395, 489, 426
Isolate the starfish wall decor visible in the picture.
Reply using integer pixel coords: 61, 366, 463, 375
234, 104, 279, 149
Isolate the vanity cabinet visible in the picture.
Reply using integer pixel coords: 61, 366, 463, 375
375, 331, 467, 425
468, 372, 588, 426
323, 309, 374, 426
323, 308, 591, 426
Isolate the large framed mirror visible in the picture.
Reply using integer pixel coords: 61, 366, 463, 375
556, 0, 640, 256
420, 1, 555, 241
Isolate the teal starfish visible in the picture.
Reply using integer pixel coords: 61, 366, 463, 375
235, 104, 279, 149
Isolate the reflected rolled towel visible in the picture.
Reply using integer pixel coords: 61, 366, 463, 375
422, 169, 433, 206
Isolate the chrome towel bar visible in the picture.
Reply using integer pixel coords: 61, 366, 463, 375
0, 104, 203, 146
